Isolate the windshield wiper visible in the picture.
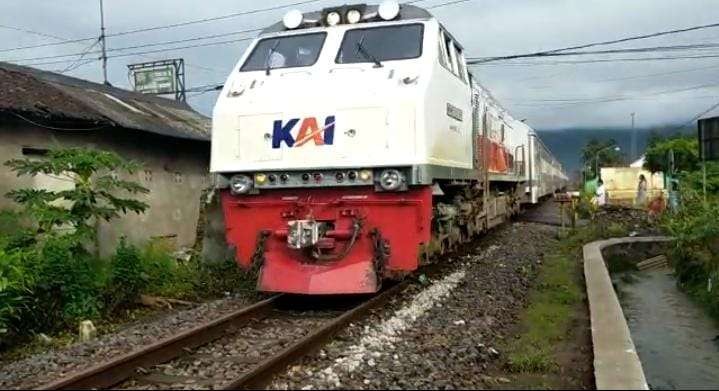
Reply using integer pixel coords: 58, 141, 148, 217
265, 40, 281, 76
356, 36, 383, 68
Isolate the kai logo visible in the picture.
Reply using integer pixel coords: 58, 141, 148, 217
272, 116, 335, 149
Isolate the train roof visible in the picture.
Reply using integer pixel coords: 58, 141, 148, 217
261, 4, 433, 34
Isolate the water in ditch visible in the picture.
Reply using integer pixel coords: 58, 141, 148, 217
615, 269, 719, 390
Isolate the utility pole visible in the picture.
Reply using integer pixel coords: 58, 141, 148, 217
630, 112, 637, 162
99, 0, 109, 85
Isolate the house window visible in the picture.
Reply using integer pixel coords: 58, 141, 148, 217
21, 147, 49, 156
174, 172, 183, 184
142, 170, 153, 182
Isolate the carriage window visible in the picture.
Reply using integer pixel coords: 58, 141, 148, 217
336, 24, 424, 64
241, 32, 326, 72
454, 44, 468, 83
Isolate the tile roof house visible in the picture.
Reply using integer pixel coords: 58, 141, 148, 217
0, 62, 213, 256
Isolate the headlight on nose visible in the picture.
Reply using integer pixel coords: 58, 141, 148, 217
230, 174, 253, 195
378, 169, 405, 191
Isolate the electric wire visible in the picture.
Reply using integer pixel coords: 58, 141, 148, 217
9, 112, 109, 131
672, 100, 719, 132
8, 0, 472, 66
58, 39, 101, 74
469, 21, 719, 64
508, 81, 719, 107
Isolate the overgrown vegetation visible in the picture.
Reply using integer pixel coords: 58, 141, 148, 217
643, 134, 699, 174
505, 230, 586, 373
581, 138, 625, 179
0, 148, 252, 349
644, 134, 719, 320
505, 223, 625, 375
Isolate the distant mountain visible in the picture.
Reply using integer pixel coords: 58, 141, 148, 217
536, 127, 695, 174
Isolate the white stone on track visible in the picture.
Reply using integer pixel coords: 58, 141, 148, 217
314, 269, 467, 388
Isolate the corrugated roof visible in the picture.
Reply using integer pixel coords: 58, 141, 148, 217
0, 62, 211, 141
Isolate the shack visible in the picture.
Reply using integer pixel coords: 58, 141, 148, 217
600, 156, 665, 206
0, 62, 211, 256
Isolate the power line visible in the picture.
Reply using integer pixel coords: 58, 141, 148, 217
509, 81, 719, 106
59, 39, 100, 74
0, 23, 73, 42
9, 112, 109, 131
521, 63, 719, 86
467, 41, 719, 63
673, 100, 719, 132
0, 1, 324, 53
7, 29, 260, 64
470, 53, 719, 66
107, 0, 327, 37
56, 59, 99, 74
469, 21, 719, 64
6, 0, 465, 63
425, 0, 472, 9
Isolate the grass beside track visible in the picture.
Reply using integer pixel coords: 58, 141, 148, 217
499, 226, 602, 389
506, 247, 582, 373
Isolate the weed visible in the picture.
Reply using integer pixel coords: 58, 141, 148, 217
504, 236, 583, 375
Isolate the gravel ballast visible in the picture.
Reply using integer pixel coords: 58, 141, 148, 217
1, 221, 561, 390
271, 222, 558, 390
0, 295, 256, 389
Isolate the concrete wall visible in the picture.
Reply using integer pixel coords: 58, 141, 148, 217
600, 167, 665, 204
0, 119, 210, 257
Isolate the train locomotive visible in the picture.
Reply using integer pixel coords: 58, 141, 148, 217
211, 1, 568, 295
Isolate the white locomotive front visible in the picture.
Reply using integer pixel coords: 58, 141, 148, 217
212, 2, 474, 186
212, 1, 567, 295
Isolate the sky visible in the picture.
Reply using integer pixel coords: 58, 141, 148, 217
2, 0, 719, 130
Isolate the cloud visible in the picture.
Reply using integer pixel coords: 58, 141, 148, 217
2, 0, 718, 129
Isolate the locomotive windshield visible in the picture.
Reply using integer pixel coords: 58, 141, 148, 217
336, 24, 424, 64
240, 32, 327, 72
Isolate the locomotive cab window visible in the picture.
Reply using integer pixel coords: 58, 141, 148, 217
241, 32, 327, 72
454, 44, 468, 83
442, 31, 457, 74
336, 24, 424, 64
438, 30, 450, 68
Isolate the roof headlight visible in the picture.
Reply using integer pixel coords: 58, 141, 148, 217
283, 10, 304, 29
346, 9, 362, 24
379, 169, 405, 191
326, 11, 341, 26
230, 174, 253, 195
378, 0, 400, 21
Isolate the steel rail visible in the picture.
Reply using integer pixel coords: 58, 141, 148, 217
221, 282, 406, 390
39, 296, 280, 390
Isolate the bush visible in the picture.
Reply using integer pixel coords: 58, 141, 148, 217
106, 239, 147, 311
0, 248, 35, 341
664, 190, 719, 319
34, 234, 105, 327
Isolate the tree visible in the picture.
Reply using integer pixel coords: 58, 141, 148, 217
643, 135, 699, 174
581, 138, 624, 178
4, 148, 150, 238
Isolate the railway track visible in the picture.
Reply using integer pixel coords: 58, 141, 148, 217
39, 284, 403, 390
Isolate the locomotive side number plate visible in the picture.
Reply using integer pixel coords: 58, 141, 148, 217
446, 103, 463, 122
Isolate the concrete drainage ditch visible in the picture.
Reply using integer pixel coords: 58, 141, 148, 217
583, 236, 673, 390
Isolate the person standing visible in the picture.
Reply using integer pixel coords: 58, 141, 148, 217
596, 179, 607, 207
636, 174, 648, 207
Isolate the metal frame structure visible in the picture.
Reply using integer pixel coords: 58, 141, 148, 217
127, 59, 186, 102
